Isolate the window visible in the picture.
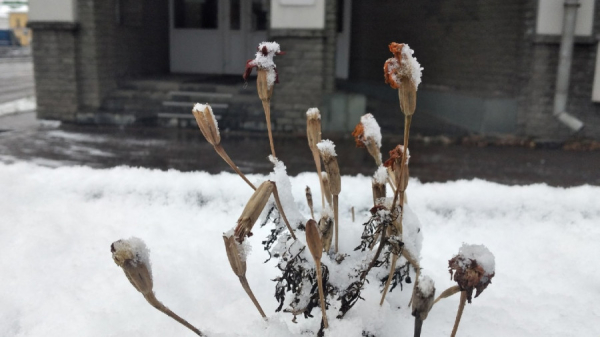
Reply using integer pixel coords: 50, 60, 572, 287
174, 0, 219, 29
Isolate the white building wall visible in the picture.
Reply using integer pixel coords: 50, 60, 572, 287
29, 0, 76, 22
270, 0, 325, 29
536, 0, 595, 36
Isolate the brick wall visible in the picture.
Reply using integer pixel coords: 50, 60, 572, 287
349, 0, 526, 97
268, 0, 337, 132
28, 22, 79, 121
518, 0, 600, 140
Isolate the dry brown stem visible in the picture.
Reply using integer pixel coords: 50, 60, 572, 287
214, 145, 256, 190
379, 253, 398, 305
144, 292, 205, 336
451, 291, 467, 337
321, 172, 333, 207
333, 195, 339, 253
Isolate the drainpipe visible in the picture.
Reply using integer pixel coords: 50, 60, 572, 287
553, 0, 585, 132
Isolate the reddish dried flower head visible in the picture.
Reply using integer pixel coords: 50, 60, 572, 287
352, 123, 366, 148
243, 42, 285, 86
383, 145, 409, 170
448, 244, 496, 303
383, 42, 422, 91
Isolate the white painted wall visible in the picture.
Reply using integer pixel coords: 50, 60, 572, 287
29, 0, 76, 22
270, 0, 325, 29
536, 0, 595, 36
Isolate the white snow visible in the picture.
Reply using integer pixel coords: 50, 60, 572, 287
316, 139, 337, 158
306, 108, 320, 120
249, 41, 281, 88
417, 275, 435, 298
455, 243, 495, 275
0, 97, 36, 117
401, 44, 423, 88
0, 162, 599, 336
360, 113, 382, 148
373, 165, 388, 185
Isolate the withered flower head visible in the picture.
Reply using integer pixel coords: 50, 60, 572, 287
318, 207, 334, 252
383, 42, 422, 90
412, 274, 436, 321
192, 103, 220, 146
448, 244, 496, 303
243, 41, 284, 88
383, 144, 410, 170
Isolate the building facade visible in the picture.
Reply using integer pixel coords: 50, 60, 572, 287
27, 0, 600, 140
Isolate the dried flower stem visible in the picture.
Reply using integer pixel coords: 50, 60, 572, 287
143, 292, 205, 336
414, 316, 424, 337
333, 195, 339, 253
380, 252, 399, 305
312, 150, 326, 207
214, 145, 256, 190
451, 291, 467, 337
272, 183, 297, 240
239, 276, 267, 318
433, 285, 461, 306
305, 220, 329, 329
262, 100, 277, 158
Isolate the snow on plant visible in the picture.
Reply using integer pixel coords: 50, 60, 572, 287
111, 41, 497, 337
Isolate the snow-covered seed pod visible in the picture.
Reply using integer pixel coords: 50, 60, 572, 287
111, 238, 153, 295
352, 113, 383, 166
318, 210, 334, 252
317, 140, 341, 196
383, 42, 422, 116
412, 275, 436, 321
372, 166, 388, 205
306, 108, 322, 151
234, 181, 274, 241
192, 103, 220, 146
306, 186, 315, 219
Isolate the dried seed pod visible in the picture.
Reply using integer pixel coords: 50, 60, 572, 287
384, 144, 410, 194
306, 186, 315, 219
256, 69, 274, 103
412, 275, 436, 321
321, 172, 333, 206
318, 210, 334, 252
111, 238, 153, 295
448, 244, 495, 303
305, 219, 323, 261
352, 113, 383, 166
223, 235, 247, 278
306, 108, 322, 150
317, 140, 341, 196
111, 238, 205, 336
192, 103, 220, 146
234, 181, 274, 241
372, 166, 388, 205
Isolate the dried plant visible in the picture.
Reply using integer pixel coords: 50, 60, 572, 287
307, 108, 326, 207
223, 235, 266, 318
305, 219, 329, 329
448, 244, 496, 337
244, 42, 284, 158
114, 41, 499, 337
111, 238, 205, 336
317, 140, 342, 253
192, 103, 256, 190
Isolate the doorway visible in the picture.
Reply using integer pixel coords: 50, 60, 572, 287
169, 0, 268, 74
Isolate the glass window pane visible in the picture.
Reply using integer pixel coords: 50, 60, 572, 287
174, 0, 219, 29
336, 0, 344, 33
230, 0, 241, 30
251, 0, 268, 31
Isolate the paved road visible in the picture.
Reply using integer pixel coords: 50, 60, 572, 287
0, 57, 34, 105
1, 112, 598, 187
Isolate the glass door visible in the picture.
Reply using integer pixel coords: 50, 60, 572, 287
170, 0, 267, 75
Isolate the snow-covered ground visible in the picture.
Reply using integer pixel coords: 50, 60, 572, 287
0, 161, 598, 336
